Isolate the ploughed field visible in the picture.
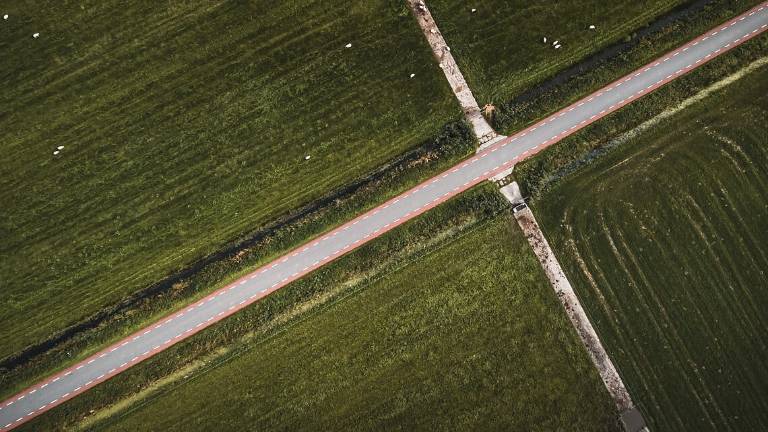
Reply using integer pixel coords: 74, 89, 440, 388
0, 1, 458, 359
83, 212, 618, 432
535, 63, 768, 431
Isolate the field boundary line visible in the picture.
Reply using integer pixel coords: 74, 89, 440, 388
500, 183, 647, 432
407, 0, 500, 144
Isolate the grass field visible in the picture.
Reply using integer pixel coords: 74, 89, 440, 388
14, 185, 506, 429
512, 1, 767, 198
78, 212, 617, 431
534, 62, 768, 431
427, 0, 685, 105
0, 1, 459, 359
4, 2, 765, 429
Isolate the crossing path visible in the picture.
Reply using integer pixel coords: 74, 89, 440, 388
1, 3, 767, 430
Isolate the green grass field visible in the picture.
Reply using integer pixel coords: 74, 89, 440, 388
427, 0, 684, 105
4, 1, 766, 429
14, 185, 513, 429
0, 1, 459, 359
534, 62, 768, 431
81, 212, 617, 431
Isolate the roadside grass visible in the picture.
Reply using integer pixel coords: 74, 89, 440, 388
0, 1, 459, 360
427, 0, 685, 106
533, 61, 768, 431
0, 121, 475, 400
82, 210, 617, 432
502, 0, 765, 192
16, 185, 507, 430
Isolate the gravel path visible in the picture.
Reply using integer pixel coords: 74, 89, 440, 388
407, 0, 498, 143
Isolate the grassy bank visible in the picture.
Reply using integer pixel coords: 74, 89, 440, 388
0, 121, 475, 400
83, 209, 616, 432
427, 0, 686, 105
502, 0, 765, 194
0, 0, 459, 359
534, 61, 768, 431
16, 185, 506, 430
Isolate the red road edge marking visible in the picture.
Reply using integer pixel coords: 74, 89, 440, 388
1, 3, 766, 430
487, 1, 768, 153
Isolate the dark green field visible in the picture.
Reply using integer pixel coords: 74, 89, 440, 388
535, 62, 768, 430
0, 1, 458, 358
4, 1, 767, 430
83, 213, 617, 431
428, 0, 684, 105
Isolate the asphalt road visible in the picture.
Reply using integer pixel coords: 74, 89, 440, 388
2, 3, 767, 430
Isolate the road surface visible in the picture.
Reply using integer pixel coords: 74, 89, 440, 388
1, 3, 767, 430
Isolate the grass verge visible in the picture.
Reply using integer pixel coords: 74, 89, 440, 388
82, 206, 617, 431
13, 185, 502, 429
533, 56, 768, 431
0, 0, 459, 360
427, 0, 686, 105
0, 121, 475, 400
504, 0, 765, 194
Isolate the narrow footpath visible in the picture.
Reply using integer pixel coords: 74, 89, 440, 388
501, 183, 647, 432
406, 0, 500, 145
410, 1, 647, 428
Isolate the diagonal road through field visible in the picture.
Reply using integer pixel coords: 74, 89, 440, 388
2, 3, 767, 430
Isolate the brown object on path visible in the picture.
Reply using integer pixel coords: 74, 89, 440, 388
406, 0, 498, 144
